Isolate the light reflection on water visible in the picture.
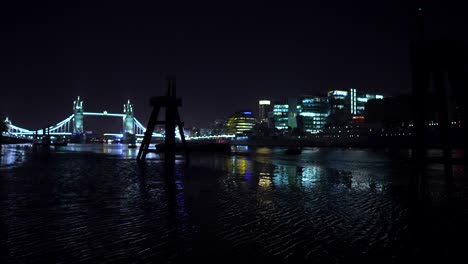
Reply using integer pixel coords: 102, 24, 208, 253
0, 144, 29, 169
189, 146, 404, 194
1, 143, 467, 262
65, 143, 141, 158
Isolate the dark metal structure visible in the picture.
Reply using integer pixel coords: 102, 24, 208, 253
136, 77, 188, 168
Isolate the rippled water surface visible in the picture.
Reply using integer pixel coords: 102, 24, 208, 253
1, 144, 467, 263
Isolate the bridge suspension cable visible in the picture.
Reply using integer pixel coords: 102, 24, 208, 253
8, 114, 75, 136
83, 112, 125, 117
133, 117, 164, 137
5, 111, 165, 138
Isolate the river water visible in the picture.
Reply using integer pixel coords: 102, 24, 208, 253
1, 144, 467, 263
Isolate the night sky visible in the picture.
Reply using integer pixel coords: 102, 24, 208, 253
0, 0, 465, 132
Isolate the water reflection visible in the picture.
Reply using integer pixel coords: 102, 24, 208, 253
230, 145, 249, 154
2, 144, 467, 262
301, 166, 321, 188
258, 172, 272, 189
202, 147, 390, 194
0, 144, 29, 169
1, 148, 195, 263
66, 143, 140, 158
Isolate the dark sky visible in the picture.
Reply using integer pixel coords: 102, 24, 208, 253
0, 0, 466, 132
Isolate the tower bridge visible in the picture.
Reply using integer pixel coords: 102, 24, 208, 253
3, 97, 164, 139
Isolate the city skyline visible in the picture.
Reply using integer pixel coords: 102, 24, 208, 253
1, 0, 466, 130
2, 87, 382, 134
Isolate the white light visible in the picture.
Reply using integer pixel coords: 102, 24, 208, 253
259, 100, 271, 105
328, 90, 348, 96
299, 112, 317, 117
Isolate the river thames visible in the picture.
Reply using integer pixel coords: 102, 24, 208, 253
1, 144, 467, 263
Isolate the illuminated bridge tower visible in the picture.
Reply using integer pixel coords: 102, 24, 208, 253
123, 100, 135, 134
73, 96, 84, 133
123, 100, 136, 144
4, 117, 11, 133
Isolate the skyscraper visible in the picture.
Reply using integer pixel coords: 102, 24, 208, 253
328, 88, 383, 117
288, 97, 298, 129
258, 100, 271, 123
299, 96, 330, 134
273, 101, 289, 130
328, 90, 348, 115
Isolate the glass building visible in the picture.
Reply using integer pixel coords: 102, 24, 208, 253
356, 94, 384, 115
273, 102, 289, 130
225, 111, 256, 135
272, 88, 383, 133
328, 89, 383, 116
327, 90, 348, 114
287, 97, 298, 129
258, 100, 271, 123
299, 96, 330, 134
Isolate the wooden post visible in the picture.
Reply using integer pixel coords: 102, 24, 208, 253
137, 77, 188, 172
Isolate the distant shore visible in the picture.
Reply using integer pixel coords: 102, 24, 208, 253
230, 134, 464, 149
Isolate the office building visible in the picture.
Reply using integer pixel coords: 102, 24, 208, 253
299, 96, 330, 134
288, 97, 298, 129
273, 101, 289, 130
356, 94, 384, 115
328, 88, 384, 116
258, 100, 271, 123
328, 90, 348, 114
225, 111, 256, 135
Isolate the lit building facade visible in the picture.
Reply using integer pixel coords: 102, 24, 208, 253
272, 88, 383, 132
299, 96, 330, 134
258, 100, 271, 123
273, 101, 289, 130
328, 90, 348, 114
356, 94, 384, 115
328, 88, 383, 117
225, 111, 256, 135
123, 100, 134, 134
350, 88, 357, 115
288, 97, 298, 129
